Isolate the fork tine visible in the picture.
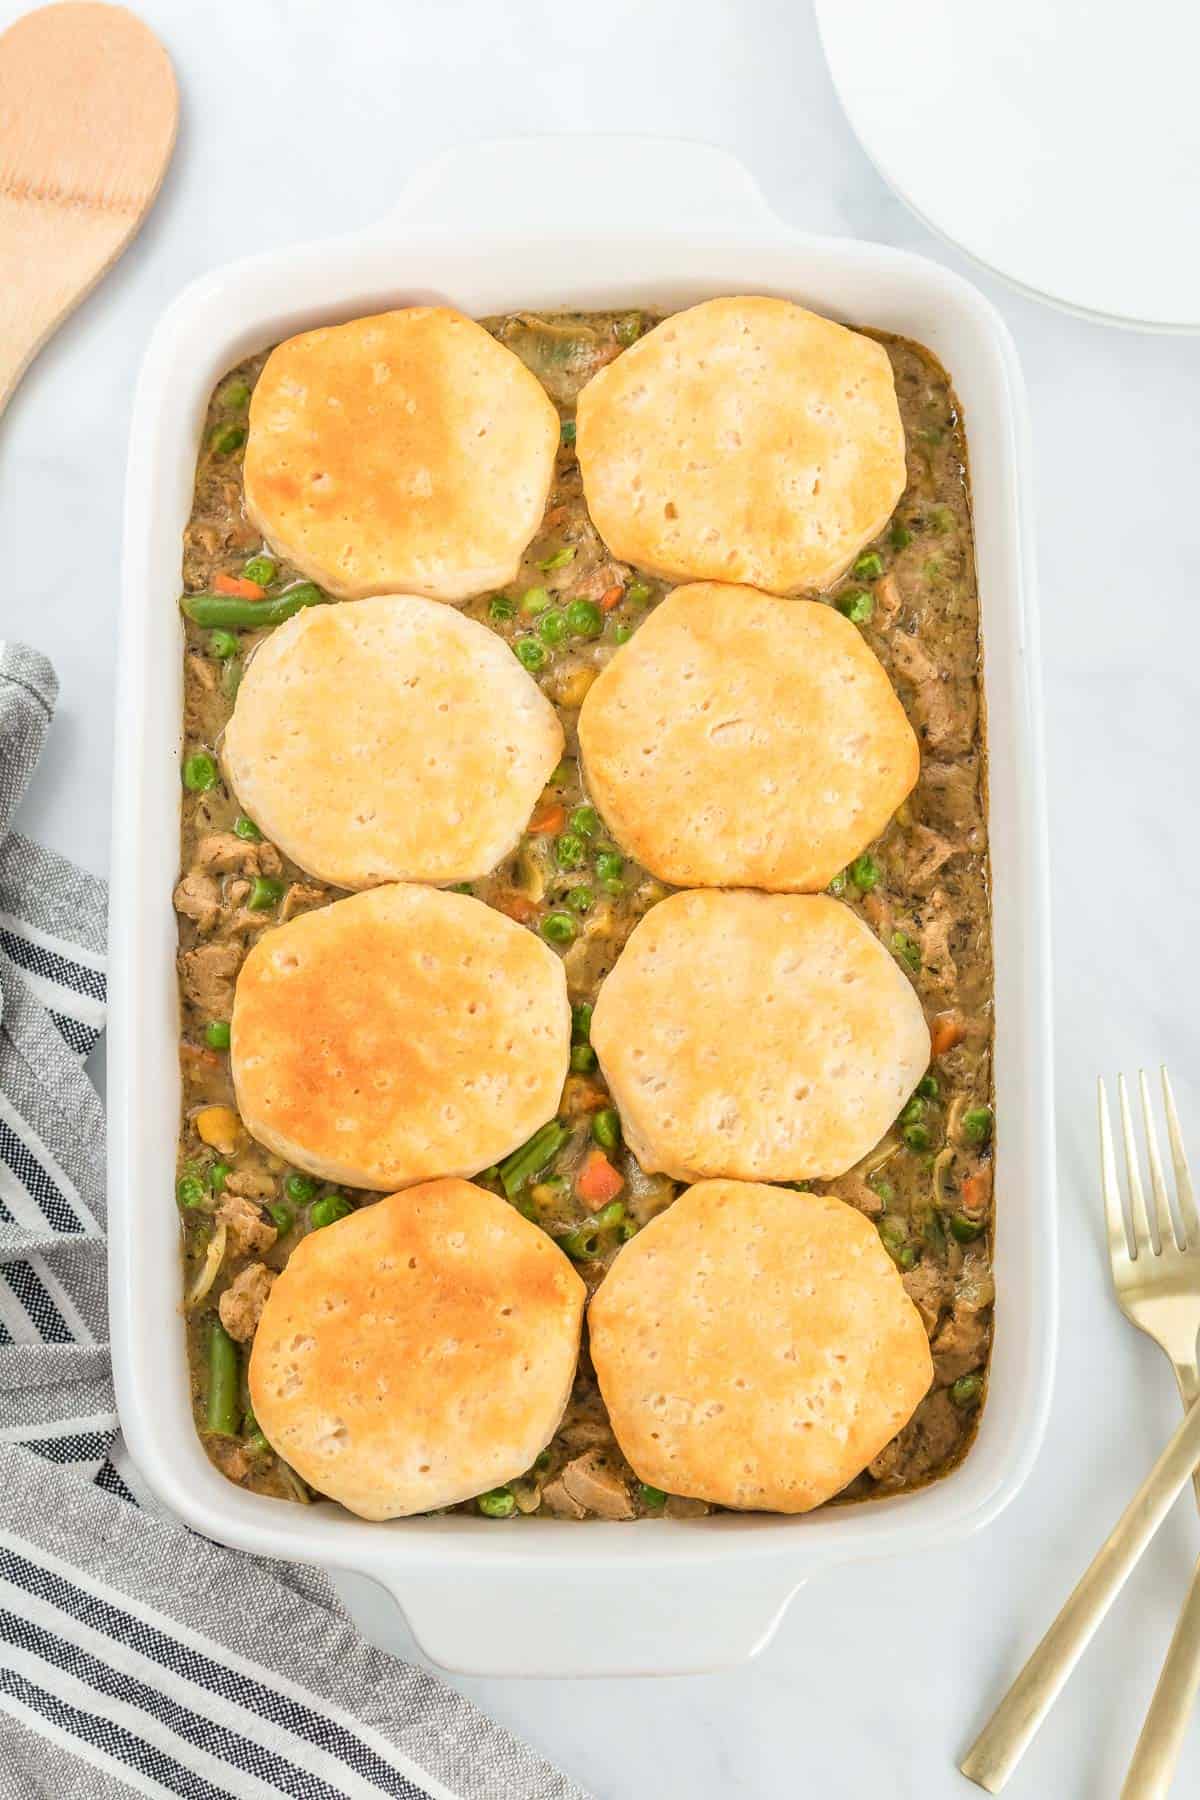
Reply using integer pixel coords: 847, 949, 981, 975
1118, 1072, 1156, 1257
1163, 1067, 1200, 1249
1099, 1077, 1131, 1271
1140, 1068, 1180, 1251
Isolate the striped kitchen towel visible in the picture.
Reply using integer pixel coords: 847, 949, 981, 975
0, 642, 588, 1800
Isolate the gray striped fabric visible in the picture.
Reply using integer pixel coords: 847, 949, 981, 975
0, 642, 589, 1800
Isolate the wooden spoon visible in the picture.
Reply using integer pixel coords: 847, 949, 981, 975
0, 3, 177, 416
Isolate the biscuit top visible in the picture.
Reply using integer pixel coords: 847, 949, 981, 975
231, 885, 570, 1190
222, 594, 563, 889
249, 1181, 586, 1519
575, 296, 906, 595
243, 307, 559, 602
588, 1179, 933, 1512
578, 583, 919, 890
591, 890, 931, 1183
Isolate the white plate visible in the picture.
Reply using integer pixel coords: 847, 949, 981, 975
816, 0, 1200, 331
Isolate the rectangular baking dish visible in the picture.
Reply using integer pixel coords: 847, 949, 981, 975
109, 136, 1055, 1679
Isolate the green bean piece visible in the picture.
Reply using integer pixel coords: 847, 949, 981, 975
219, 378, 251, 411
219, 658, 243, 702
210, 423, 246, 455
570, 1043, 597, 1074
267, 1200, 294, 1234
538, 611, 568, 647
593, 1200, 626, 1230
836, 587, 875, 624
962, 1106, 994, 1147
209, 1161, 230, 1194
180, 581, 327, 631
572, 1001, 593, 1042
592, 1108, 621, 1152
614, 312, 643, 346
890, 522, 913, 550
891, 931, 921, 973
521, 585, 552, 615
541, 912, 575, 945
951, 1373, 983, 1408
950, 1212, 985, 1244
206, 1319, 240, 1436
242, 1405, 270, 1456
916, 1074, 939, 1099
489, 594, 516, 623
570, 805, 601, 838
614, 624, 633, 645
640, 1483, 667, 1509
849, 852, 881, 892
878, 1215, 907, 1256
565, 598, 603, 638
555, 832, 586, 870
561, 1224, 601, 1259
242, 554, 278, 586
620, 1218, 639, 1240
208, 628, 240, 660
626, 580, 653, 606
477, 1487, 517, 1518
204, 1020, 231, 1051
311, 1192, 352, 1229
247, 876, 284, 911
853, 550, 885, 581
499, 1122, 567, 1198
233, 814, 262, 842
566, 885, 594, 914
595, 849, 623, 882
516, 638, 548, 672
183, 751, 218, 793
284, 1172, 318, 1204
560, 420, 577, 446
537, 545, 577, 572
902, 1121, 932, 1153
176, 1172, 206, 1208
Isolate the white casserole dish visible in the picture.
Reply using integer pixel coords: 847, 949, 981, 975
109, 136, 1055, 1679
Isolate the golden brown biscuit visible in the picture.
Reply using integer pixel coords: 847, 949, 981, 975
578, 584, 918, 890
249, 1180, 585, 1518
243, 307, 559, 602
231, 885, 569, 1189
591, 891, 930, 1182
222, 594, 563, 889
575, 297, 905, 594
589, 1180, 932, 1511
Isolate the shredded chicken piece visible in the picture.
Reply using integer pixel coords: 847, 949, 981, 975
223, 1168, 278, 1203
920, 758, 982, 833
279, 882, 327, 922
869, 1390, 959, 1487
173, 872, 222, 934
184, 655, 218, 735
902, 1260, 953, 1337
875, 572, 902, 625
215, 1193, 277, 1258
919, 891, 958, 992
664, 1495, 711, 1519
195, 833, 283, 878
901, 824, 960, 892
559, 1451, 635, 1519
540, 1475, 587, 1519
862, 888, 894, 939
179, 940, 242, 1016
824, 1174, 883, 1217
218, 1262, 276, 1342
931, 1304, 990, 1384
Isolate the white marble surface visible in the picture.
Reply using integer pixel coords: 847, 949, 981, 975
4, 0, 1200, 1794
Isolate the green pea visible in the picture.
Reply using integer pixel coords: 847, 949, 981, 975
916, 1074, 939, 1099
285, 1173, 318, 1204
827, 871, 847, 897
878, 1215, 906, 1254
853, 551, 885, 580
572, 1001, 593, 1041
219, 377, 251, 411
595, 850, 623, 882
897, 1245, 919, 1271
521, 585, 552, 615
565, 598, 603, 638
489, 594, 516, 622
950, 1212, 985, 1244
640, 1483, 667, 1509
626, 581, 653, 606
890, 522, 913, 550
849, 853, 881, 892
962, 1106, 994, 1147
570, 1043, 597, 1074
900, 1095, 926, 1127
593, 1200, 626, 1230
903, 1121, 932, 1153
478, 1487, 516, 1517
233, 814, 262, 842
242, 554, 277, 586
532, 1449, 552, 1474
176, 1172, 206, 1208
614, 624, 633, 644
561, 1224, 601, 1259
560, 420, 577, 446
836, 587, 875, 624
951, 1373, 983, 1409
183, 751, 218, 792
614, 312, 643, 346
541, 912, 575, 946
870, 1176, 894, 1205
601, 875, 625, 897
247, 876, 284, 911
210, 423, 246, 455
537, 545, 577, 572
538, 611, 568, 647
311, 1192, 352, 1229
592, 1108, 621, 1152
515, 638, 548, 672
891, 931, 921, 973
204, 1020, 231, 1051
268, 1200, 294, 1234
208, 628, 239, 660
209, 1162, 231, 1196
570, 806, 601, 838
567, 885, 594, 914
555, 832, 586, 870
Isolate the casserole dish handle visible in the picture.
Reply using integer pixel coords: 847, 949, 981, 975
344, 1555, 817, 1678
385, 134, 781, 235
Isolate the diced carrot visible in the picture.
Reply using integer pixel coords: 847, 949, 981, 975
213, 573, 266, 599
930, 1010, 966, 1058
180, 1041, 219, 1069
961, 1171, 991, 1212
493, 891, 538, 925
527, 801, 566, 836
576, 1148, 624, 1210
598, 585, 624, 611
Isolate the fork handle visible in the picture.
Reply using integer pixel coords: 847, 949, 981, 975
961, 1397, 1200, 1792
1122, 1551, 1200, 1798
